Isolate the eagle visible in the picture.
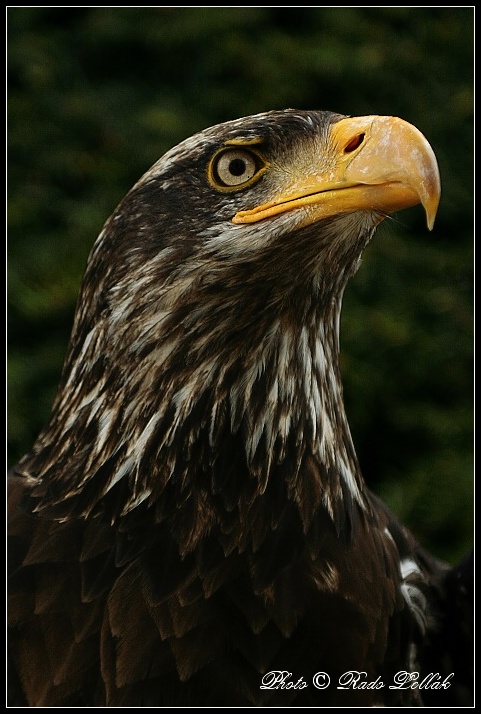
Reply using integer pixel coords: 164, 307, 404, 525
8, 109, 473, 706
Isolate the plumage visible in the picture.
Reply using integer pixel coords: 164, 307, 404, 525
8, 109, 473, 706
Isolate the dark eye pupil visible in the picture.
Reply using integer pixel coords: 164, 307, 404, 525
229, 158, 246, 176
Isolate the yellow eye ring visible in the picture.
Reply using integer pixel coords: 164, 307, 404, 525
207, 147, 268, 192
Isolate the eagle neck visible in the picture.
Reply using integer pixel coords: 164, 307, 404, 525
222, 295, 366, 514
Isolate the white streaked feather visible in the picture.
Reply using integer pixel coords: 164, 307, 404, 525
399, 557, 428, 633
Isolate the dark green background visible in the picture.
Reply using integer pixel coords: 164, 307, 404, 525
7, 8, 473, 563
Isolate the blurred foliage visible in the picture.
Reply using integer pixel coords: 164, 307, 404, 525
7, 8, 473, 563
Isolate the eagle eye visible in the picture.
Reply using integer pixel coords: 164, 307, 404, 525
208, 147, 266, 191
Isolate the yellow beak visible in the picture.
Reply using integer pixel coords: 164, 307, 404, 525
232, 115, 441, 231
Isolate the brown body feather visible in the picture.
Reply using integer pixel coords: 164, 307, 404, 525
9, 470, 443, 706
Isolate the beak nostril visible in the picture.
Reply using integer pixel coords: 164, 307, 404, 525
344, 133, 365, 153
